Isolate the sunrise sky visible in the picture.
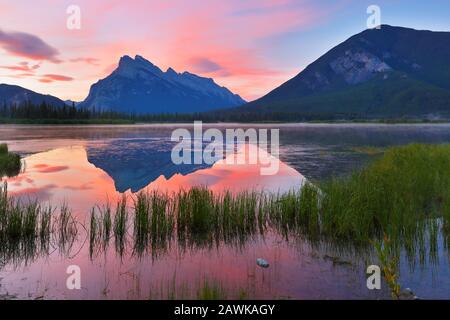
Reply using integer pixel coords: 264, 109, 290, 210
1, 0, 450, 102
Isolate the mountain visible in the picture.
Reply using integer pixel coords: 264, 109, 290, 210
242, 25, 450, 119
64, 99, 81, 107
0, 84, 65, 106
80, 55, 245, 114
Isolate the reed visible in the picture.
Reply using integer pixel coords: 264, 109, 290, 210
113, 195, 128, 256
0, 183, 52, 265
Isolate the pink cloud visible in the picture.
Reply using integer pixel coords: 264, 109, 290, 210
0, 61, 40, 72
0, 0, 343, 100
70, 57, 100, 66
33, 164, 69, 173
189, 57, 225, 74
0, 29, 61, 63
40, 74, 74, 82
34, 165, 69, 173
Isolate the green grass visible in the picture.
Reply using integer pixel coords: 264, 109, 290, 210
113, 195, 128, 256
0, 144, 21, 177
319, 144, 450, 248
0, 183, 77, 265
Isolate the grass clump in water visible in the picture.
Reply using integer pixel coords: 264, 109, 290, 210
113, 195, 128, 256
0, 182, 80, 265
0, 144, 21, 178
319, 144, 450, 252
133, 191, 174, 256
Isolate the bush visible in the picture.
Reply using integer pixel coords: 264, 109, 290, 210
0, 144, 21, 177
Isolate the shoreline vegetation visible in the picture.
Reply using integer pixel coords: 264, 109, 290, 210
0, 144, 21, 177
1, 143, 450, 298
0, 102, 449, 125
1, 117, 449, 125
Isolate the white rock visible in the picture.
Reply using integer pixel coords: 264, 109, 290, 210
256, 258, 270, 268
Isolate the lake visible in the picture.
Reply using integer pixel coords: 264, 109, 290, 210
1, 123, 450, 299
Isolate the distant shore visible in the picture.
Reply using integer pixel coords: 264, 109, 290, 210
1, 118, 450, 125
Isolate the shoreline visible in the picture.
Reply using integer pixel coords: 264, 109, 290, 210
1, 119, 450, 126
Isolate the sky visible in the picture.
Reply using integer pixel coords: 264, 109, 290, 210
1, 0, 450, 102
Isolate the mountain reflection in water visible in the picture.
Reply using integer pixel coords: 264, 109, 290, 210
4, 144, 305, 214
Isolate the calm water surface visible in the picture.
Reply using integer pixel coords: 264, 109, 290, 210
1, 123, 449, 299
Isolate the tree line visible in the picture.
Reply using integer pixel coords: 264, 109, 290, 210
0, 101, 128, 120
0, 100, 409, 123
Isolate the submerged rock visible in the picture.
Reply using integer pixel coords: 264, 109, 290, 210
256, 258, 270, 268
399, 288, 419, 300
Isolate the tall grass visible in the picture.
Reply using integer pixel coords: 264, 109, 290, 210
318, 144, 450, 259
113, 195, 128, 256
0, 183, 77, 266
132, 192, 174, 256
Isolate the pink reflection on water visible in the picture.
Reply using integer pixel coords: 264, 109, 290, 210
3, 144, 305, 214
3, 146, 119, 215
146, 143, 305, 194
0, 144, 388, 300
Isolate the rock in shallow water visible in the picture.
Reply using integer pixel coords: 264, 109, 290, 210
256, 258, 270, 268
399, 288, 419, 300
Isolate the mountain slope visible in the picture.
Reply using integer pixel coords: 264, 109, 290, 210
242, 25, 450, 119
0, 84, 65, 106
80, 55, 245, 114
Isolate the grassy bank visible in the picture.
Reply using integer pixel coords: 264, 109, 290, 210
0, 144, 21, 177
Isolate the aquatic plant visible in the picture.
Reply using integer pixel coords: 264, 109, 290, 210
56, 204, 78, 254
0, 180, 84, 268
0, 144, 21, 178
318, 144, 450, 262
372, 236, 401, 299
113, 195, 128, 256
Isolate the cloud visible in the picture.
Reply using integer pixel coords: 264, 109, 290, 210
4, 72, 36, 79
33, 164, 70, 173
0, 61, 40, 72
189, 57, 225, 73
39, 74, 74, 83
38, 78, 53, 83
0, 29, 61, 63
70, 57, 100, 66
